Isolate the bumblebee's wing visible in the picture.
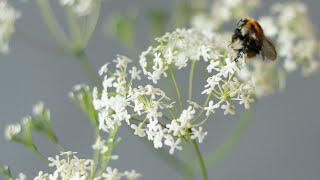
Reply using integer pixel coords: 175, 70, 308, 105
261, 36, 277, 61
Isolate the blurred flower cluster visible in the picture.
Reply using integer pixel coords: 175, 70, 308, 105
59, 0, 95, 16
0, 0, 20, 53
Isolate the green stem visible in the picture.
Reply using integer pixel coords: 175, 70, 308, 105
75, 51, 102, 90
96, 124, 119, 176
203, 104, 255, 168
91, 129, 100, 179
188, 60, 196, 101
168, 66, 184, 111
194, 93, 212, 121
30, 145, 48, 164
65, 6, 83, 50
35, 0, 69, 48
192, 113, 211, 127
192, 140, 207, 180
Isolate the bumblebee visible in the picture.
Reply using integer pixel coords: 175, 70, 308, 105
229, 18, 277, 62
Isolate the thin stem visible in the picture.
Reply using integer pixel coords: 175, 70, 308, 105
192, 113, 211, 127
96, 124, 119, 176
188, 60, 196, 101
91, 129, 100, 178
192, 140, 207, 180
35, 0, 69, 48
65, 6, 83, 49
194, 93, 212, 121
75, 51, 102, 90
168, 66, 184, 111
30, 145, 48, 164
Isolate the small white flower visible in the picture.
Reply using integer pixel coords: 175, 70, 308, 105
33, 101, 44, 115
206, 60, 220, 73
113, 55, 132, 69
204, 101, 219, 116
153, 53, 163, 68
99, 63, 109, 76
131, 124, 146, 137
166, 120, 181, 137
16, 173, 27, 180
164, 47, 174, 64
60, 151, 77, 156
102, 167, 122, 180
221, 102, 235, 115
164, 136, 183, 154
34, 171, 48, 180
175, 54, 188, 69
147, 70, 161, 84
48, 155, 66, 168
191, 127, 208, 143
4, 123, 21, 140
129, 66, 142, 80
60, 0, 94, 16
221, 57, 239, 77
92, 136, 109, 154
70, 172, 86, 180
203, 75, 222, 94
197, 45, 211, 61
239, 94, 255, 109
124, 170, 142, 180
48, 172, 58, 180
73, 0, 94, 16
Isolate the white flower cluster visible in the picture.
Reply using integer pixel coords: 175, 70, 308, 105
4, 123, 21, 140
92, 136, 109, 154
94, 28, 256, 154
60, 0, 95, 16
140, 28, 228, 83
32, 151, 141, 180
102, 167, 141, 180
0, 1, 20, 53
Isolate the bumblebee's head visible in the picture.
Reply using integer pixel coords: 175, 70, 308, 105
237, 18, 247, 28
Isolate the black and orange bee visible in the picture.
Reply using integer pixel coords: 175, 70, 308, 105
229, 18, 277, 62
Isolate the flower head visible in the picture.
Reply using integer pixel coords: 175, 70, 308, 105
4, 123, 21, 140
0, 1, 20, 53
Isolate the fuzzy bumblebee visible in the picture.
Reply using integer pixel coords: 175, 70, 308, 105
229, 18, 277, 62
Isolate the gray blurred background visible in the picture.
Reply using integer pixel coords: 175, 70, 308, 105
1, 0, 320, 179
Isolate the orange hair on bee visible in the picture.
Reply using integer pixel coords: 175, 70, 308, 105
245, 18, 264, 38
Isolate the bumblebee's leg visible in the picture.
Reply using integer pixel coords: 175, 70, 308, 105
234, 46, 247, 62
